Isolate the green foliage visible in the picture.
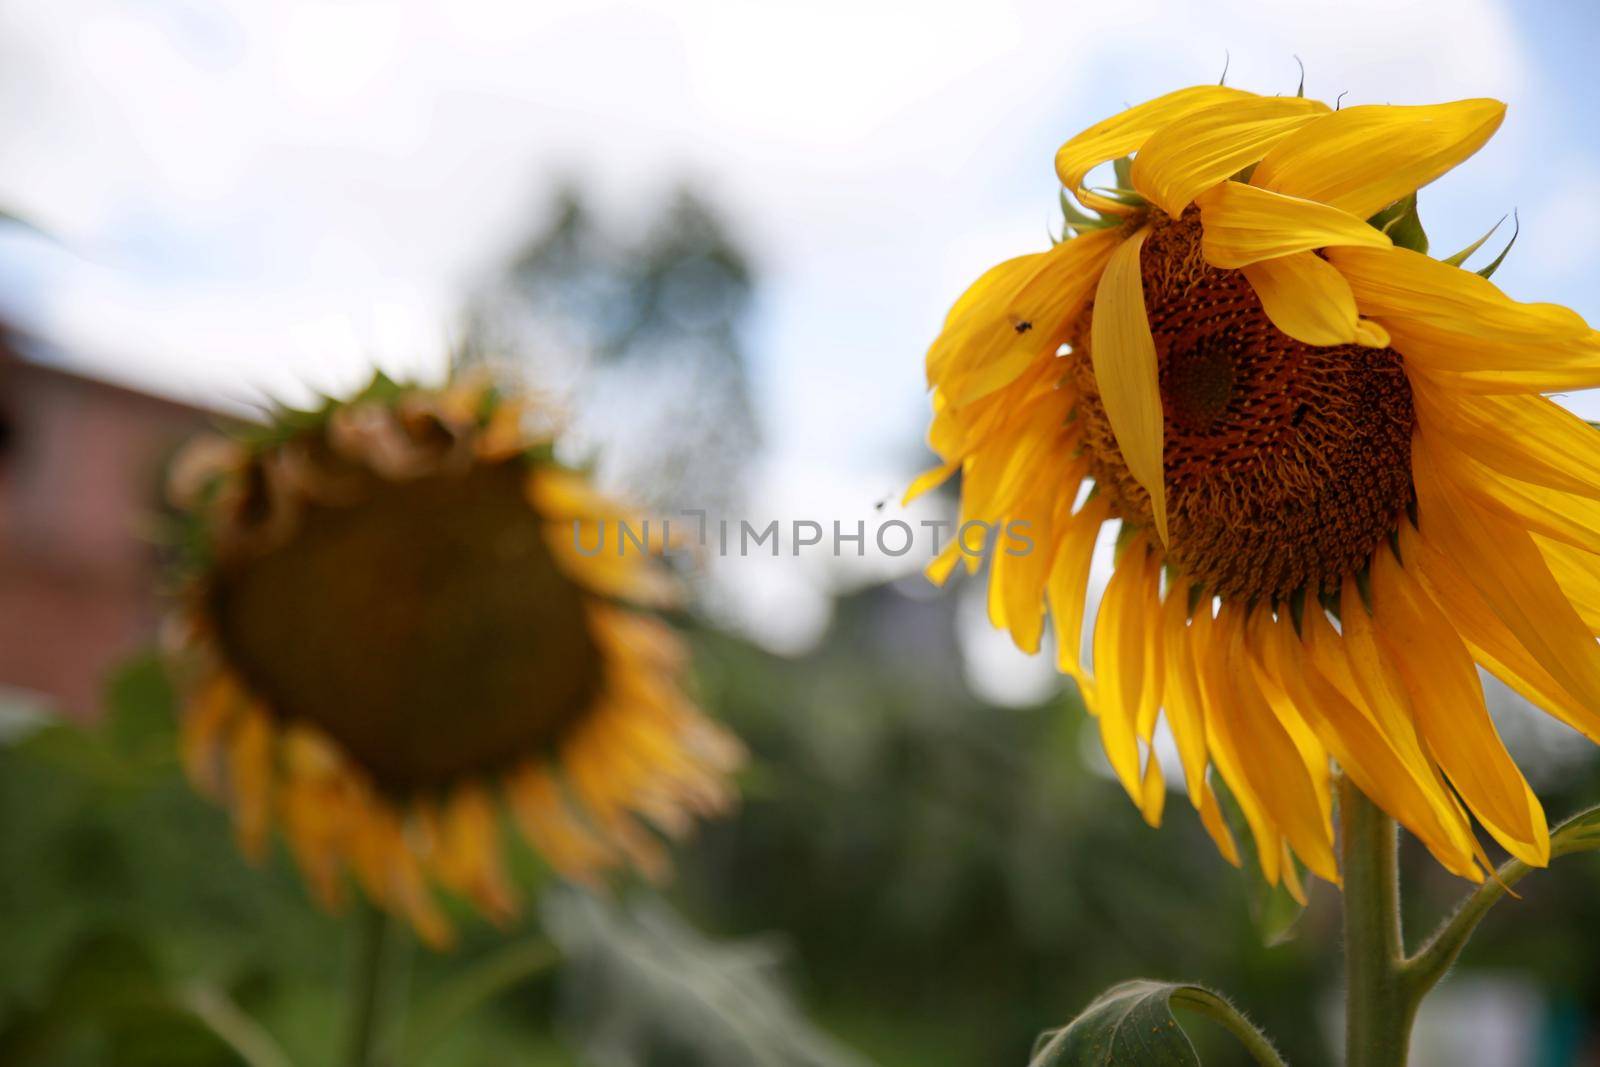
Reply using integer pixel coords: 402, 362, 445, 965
6, 598, 1600, 1065
1030, 981, 1286, 1067
1111, 155, 1134, 192
0, 656, 346, 1065
1440, 210, 1519, 278
1369, 194, 1428, 254
683, 587, 1331, 1066
1476, 209, 1520, 279
0, 652, 878, 1067
1030, 981, 1205, 1067
1442, 214, 1507, 267
1247, 875, 1309, 950
1558, 804, 1600, 851
1058, 192, 1122, 241
544, 891, 872, 1067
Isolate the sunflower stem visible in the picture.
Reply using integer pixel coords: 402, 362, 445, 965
347, 902, 398, 1067
1340, 776, 1413, 1067
394, 934, 560, 1060
1404, 802, 1600, 1000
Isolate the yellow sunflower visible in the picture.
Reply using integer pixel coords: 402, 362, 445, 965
166, 375, 742, 946
914, 84, 1600, 896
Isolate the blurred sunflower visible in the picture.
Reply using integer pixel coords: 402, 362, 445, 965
167, 375, 741, 946
914, 84, 1600, 895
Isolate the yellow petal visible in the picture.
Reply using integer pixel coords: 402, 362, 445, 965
1089, 537, 1154, 803
1139, 748, 1167, 828
1134, 549, 1165, 741
1355, 319, 1391, 348
1369, 548, 1548, 866
1253, 100, 1506, 220
1332, 244, 1588, 340
925, 535, 965, 587
506, 765, 615, 882
1055, 84, 1253, 211
1536, 536, 1600, 635
902, 461, 958, 505
988, 483, 1059, 654
1240, 252, 1370, 347
1090, 225, 1167, 544
1160, 579, 1210, 807
228, 707, 275, 864
1331, 580, 1437, 785
1218, 607, 1337, 882
1047, 494, 1111, 678
939, 252, 1042, 335
1198, 181, 1391, 268
927, 252, 1047, 387
983, 413, 1085, 522
932, 228, 1123, 406
1265, 607, 1479, 878
1244, 611, 1332, 835
1413, 383, 1600, 500
1446, 454, 1600, 557
181, 675, 241, 799
1389, 323, 1600, 393
925, 390, 965, 462
528, 467, 634, 523
1404, 522, 1600, 747
1190, 606, 1283, 886
1281, 844, 1308, 906
1130, 96, 1330, 218
432, 787, 520, 924
931, 360, 1064, 464
1413, 436, 1600, 738
1197, 776, 1243, 867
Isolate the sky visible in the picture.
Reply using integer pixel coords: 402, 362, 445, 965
4, 0, 1600, 690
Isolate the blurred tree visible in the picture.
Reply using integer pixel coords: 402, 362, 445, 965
464, 185, 759, 515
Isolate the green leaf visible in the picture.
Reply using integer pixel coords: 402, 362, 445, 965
1442, 214, 1506, 268
1030, 981, 1286, 1067
1370, 193, 1428, 254
1477, 209, 1519, 279
1112, 154, 1134, 192
1087, 186, 1147, 208
1059, 192, 1119, 238
1248, 866, 1309, 948
1210, 778, 1309, 945
1030, 981, 1202, 1066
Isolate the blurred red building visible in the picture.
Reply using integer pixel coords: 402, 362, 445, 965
0, 325, 209, 719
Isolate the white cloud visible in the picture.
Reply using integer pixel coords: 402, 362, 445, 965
9, 0, 1594, 661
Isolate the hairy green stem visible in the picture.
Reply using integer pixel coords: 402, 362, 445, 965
1404, 803, 1600, 1000
1402, 857, 1529, 1006
1339, 777, 1413, 1067
1171, 987, 1288, 1067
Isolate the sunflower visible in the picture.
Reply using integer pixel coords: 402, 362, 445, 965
166, 375, 742, 946
914, 83, 1600, 896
